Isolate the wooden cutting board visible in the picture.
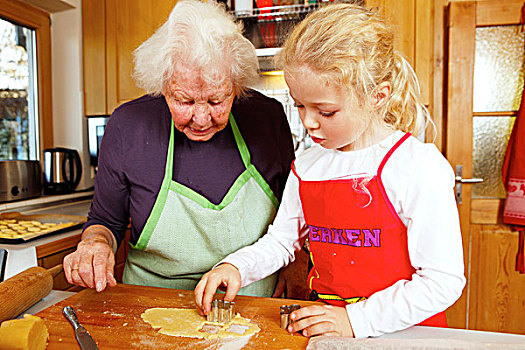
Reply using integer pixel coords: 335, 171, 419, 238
36, 284, 323, 349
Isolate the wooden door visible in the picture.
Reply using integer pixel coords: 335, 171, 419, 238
444, 0, 525, 333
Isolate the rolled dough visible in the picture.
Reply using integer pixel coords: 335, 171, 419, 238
141, 308, 260, 339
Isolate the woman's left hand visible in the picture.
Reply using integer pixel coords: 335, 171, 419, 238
287, 305, 354, 337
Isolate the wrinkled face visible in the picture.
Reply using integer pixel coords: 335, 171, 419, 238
163, 64, 235, 141
285, 68, 371, 152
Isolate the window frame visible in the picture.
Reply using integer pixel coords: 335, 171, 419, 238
0, 0, 53, 158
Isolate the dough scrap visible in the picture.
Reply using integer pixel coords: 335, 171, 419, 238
141, 307, 260, 339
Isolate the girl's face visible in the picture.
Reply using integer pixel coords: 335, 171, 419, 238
163, 63, 235, 142
285, 68, 373, 152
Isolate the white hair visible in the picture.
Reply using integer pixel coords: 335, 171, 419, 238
133, 0, 259, 97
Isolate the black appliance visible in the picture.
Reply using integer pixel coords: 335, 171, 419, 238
42, 147, 82, 195
87, 116, 109, 169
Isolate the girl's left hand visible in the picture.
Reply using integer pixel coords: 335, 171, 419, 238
288, 305, 354, 337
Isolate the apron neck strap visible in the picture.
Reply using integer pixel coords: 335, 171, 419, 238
166, 121, 176, 179
229, 113, 251, 169
166, 113, 252, 175
377, 132, 411, 177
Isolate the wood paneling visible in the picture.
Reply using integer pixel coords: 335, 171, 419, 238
415, 0, 433, 106
471, 198, 505, 225
476, 0, 524, 26
0, 0, 54, 151
365, 0, 435, 137
366, 0, 416, 67
470, 225, 525, 334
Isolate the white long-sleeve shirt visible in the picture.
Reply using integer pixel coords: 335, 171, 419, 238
221, 131, 466, 338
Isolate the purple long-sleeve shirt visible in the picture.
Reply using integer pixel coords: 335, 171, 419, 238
85, 90, 295, 247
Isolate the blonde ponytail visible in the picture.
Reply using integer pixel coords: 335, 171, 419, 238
383, 53, 429, 136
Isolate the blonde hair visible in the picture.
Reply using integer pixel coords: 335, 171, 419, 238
277, 3, 430, 136
133, 0, 259, 97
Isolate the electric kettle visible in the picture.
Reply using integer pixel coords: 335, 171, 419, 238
42, 147, 82, 195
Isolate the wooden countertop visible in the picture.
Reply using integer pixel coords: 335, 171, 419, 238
32, 285, 525, 349
36, 284, 321, 349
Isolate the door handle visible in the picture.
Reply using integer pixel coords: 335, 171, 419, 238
455, 176, 483, 184
455, 165, 483, 204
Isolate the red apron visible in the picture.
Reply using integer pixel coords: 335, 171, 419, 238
292, 133, 446, 327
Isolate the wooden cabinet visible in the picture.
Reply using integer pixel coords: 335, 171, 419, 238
36, 228, 131, 291
113, 228, 131, 282
36, 234, 83, 291
82, 0, 176, 115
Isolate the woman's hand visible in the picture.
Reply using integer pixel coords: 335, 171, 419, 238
288, 304, 355, 338
63, 225, 117, 292
194, 263, 241, 316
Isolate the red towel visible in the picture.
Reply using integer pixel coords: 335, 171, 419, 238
502, 84, 525, 273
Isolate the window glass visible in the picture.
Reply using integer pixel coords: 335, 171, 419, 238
0, 17, 39, 160
473, 26, 524, 113
472, 25, 524, 199
472, 116, 515, 198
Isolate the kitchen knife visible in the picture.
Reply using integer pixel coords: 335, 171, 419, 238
63, 306, 99, 350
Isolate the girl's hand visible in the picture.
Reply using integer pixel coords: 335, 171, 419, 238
288, 305, 354, 337
194, 263, 241, 316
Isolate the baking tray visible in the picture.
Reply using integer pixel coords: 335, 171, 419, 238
0, 211, 86, 244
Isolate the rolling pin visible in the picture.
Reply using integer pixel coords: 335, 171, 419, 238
0, 264, 63, 323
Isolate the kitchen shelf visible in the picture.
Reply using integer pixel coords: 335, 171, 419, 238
233, 3, 321, 22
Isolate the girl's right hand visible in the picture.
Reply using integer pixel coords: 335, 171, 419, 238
194, 263, 241, 316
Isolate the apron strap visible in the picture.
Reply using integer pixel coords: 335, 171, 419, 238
377, 132, 411, 178
229, 113, 251, 170
291, 160, 301, 181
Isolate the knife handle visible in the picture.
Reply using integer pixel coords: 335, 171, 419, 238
63, 306, 81, 329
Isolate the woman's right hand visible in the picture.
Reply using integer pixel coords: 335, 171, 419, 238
194, 263, 241, 316
63, 226, 117, 292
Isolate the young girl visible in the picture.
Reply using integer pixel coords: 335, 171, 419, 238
194, 3, 465, 338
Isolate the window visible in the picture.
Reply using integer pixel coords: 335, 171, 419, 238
0, 0, 53, 162
0, 18, 39, 160
472, 25, 524, 198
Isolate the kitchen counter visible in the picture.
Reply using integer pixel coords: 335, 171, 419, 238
0, 197, 92, 280
0, 190, 93, 214
29, 284, 525, 349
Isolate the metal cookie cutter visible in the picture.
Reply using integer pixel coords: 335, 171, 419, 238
207, 299, 235, 324
280, 304, 301, 329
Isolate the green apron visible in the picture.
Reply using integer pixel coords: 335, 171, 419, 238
123, 113, 279, 296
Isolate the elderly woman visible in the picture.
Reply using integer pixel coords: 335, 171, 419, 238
63, 0, 294, 296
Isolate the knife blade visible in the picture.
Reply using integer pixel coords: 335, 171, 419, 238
63, 306, 99, 350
